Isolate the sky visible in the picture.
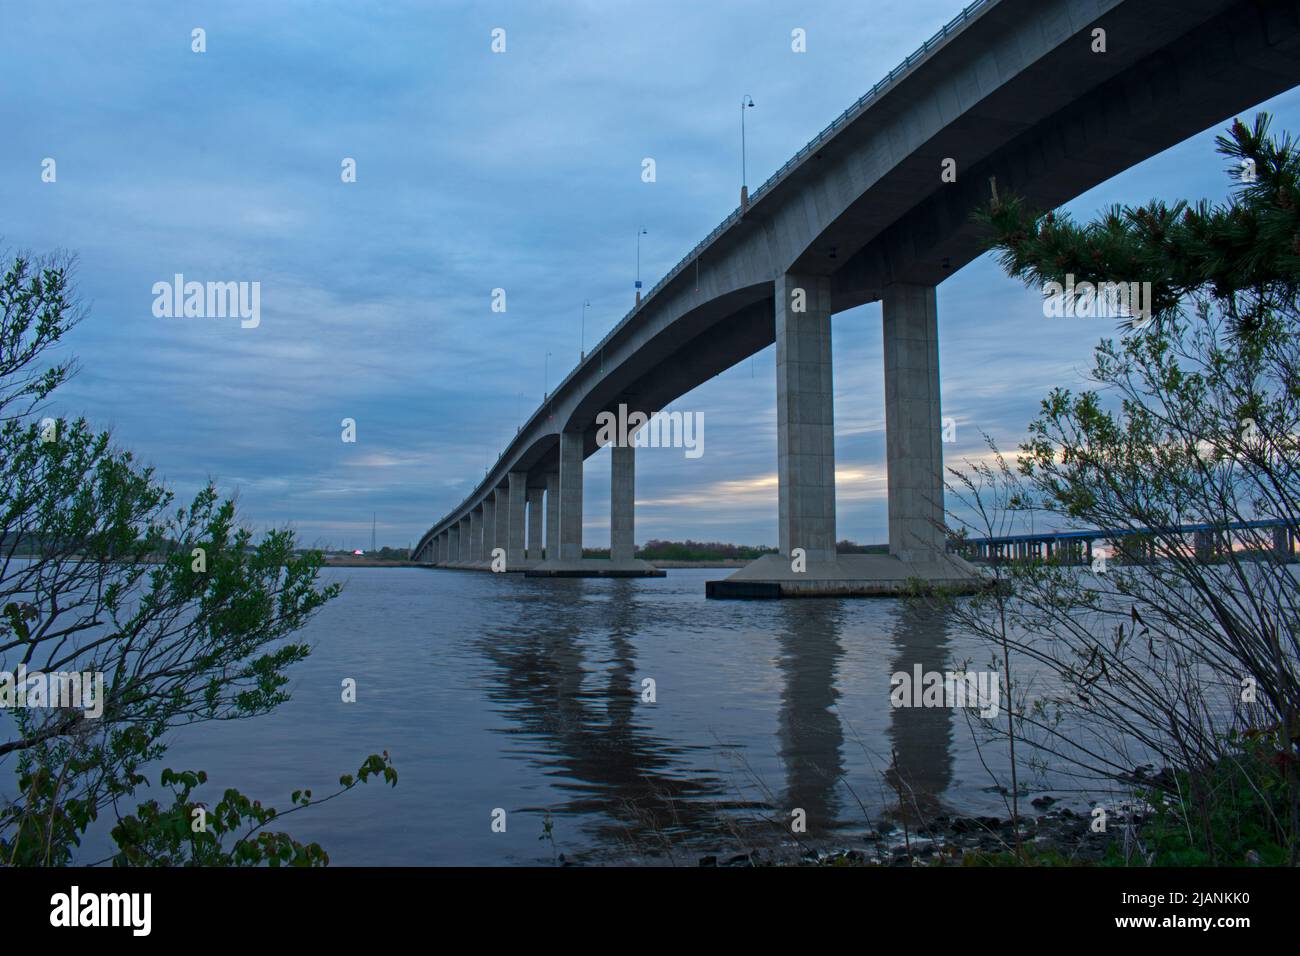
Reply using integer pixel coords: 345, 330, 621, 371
4, 0, 1300, 552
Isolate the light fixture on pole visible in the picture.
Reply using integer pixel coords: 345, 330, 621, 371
580, 300, 591, 360
635, 227, 648, 306
740, 94, 755, 211
544, 351, 552, 400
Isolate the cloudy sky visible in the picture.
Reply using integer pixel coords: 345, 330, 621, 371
5, 0, 1299, 551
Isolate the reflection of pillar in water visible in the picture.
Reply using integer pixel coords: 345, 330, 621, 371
885, 602, 955, 816
775, 603, 846, 835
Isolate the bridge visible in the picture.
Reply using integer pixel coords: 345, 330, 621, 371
956, 518, 1299, 564
413, 0, 1300, 597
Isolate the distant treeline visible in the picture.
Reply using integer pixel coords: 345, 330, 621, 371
636, 539, 776, 561
834, 539, 889, 554
579, 538, 888, 561
640, 539, 887, 559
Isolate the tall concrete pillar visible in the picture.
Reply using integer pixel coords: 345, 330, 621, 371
545, 473, 560, 560
468, 508, 481, 563
431, 536, 440, 564
493, 486, 509, 557
481, 496, 496, 564
448, 524, 460, 563
882, 283, 945, 563
611, 443, 635, 562
507, 473, 527, 566
775, 273, 836, 562
526, 487, 545, 560
559, 431, 584, 561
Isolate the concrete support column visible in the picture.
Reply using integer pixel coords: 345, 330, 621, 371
526, 487, 545, 560
882, 283, 945, 563
507, 473, 527, 566
611, 443, 635, 562
545, 473, 560, 560
493, 486, 509, 557
559, 432, 584, 561
1273, 526, 1292, 560
469, 508, 482, 563
775, 273, 836, 562
448, 524, 460, 563
432, 536, 441, 564
1195, 529, 1214, 562
481, 497, 495, 563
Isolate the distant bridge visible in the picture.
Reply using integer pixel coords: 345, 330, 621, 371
414, 0, 1300, 597
958, 518, 1299, 563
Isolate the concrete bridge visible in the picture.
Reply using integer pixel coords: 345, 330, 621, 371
414, 0, 1300, 597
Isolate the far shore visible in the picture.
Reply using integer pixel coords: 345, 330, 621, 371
324, 557, 753, 569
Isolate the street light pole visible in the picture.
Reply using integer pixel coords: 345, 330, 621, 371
740, 94, 755, 211
580, 300, 590, 360
544, 351, 552, 400
635, 227, 648, 306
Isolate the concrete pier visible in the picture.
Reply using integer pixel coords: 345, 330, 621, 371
492, 486, 507, 561
481, 496, 495, 568
507, 472, 528, 568
526, 487, 545, 560
1195, 529, 1215, 562
708, 282, 982, 598
775, 273, 836, 564
467, 508, 481, 565
527, 432, 662, 578
884, 284, 946, 564
558, 432, 582, 562
611, 444, 636, 562
545, 473, 560, 561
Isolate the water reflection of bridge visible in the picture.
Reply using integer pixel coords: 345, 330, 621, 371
477, 582, 959, 858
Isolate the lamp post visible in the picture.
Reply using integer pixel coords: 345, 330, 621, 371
635, 227, 648, 306
544, 350, 552, 399
580, 300, 590, 360
740, 94, 755, 210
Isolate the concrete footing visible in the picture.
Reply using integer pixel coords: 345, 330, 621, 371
706, 553, 987, 599
525, 558, 665, 578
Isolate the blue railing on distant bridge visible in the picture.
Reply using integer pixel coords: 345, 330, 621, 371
964, 518, 1298, 546
957, 518, 1298, 564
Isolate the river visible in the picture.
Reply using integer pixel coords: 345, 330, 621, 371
59, 566, 1086, 865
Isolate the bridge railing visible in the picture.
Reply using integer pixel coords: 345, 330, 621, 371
422, 0, 998, 546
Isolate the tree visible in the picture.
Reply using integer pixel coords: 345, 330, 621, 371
941, 114, 1300, 864
0, 252, 394, 865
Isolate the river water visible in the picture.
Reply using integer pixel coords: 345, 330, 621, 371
63, 566, 1080, 865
